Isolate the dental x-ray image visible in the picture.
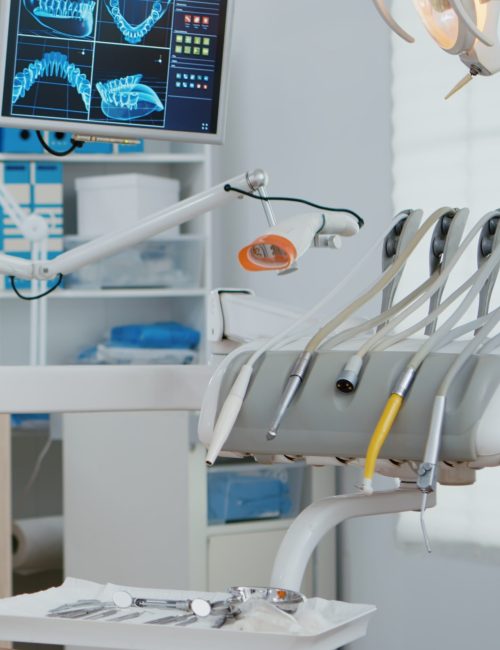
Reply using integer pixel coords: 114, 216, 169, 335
97, 0, 173, 47
10, 37, 93, 119
90, 43, 169, 126
96, 74, 164, 121
20, 0, 96, 39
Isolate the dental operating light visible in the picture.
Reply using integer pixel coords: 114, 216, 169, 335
373, 0, 500, 93
238, 213, 360, 273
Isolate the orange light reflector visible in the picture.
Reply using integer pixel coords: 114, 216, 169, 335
238, 235, 297, 272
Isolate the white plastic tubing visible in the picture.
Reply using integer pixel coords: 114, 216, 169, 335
204, 214, 404, 465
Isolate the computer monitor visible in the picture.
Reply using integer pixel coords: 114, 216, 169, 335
0, 0, 232, 144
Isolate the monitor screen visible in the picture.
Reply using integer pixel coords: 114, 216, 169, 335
0, 0, 232, 143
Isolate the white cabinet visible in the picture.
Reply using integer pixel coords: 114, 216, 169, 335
0, 141, 213, 365
62, 409, 336, 597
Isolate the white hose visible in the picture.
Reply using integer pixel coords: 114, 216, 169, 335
359, 209, 499, 358
205, 214, 404, 464
437, 305, 500, 396
478, 331, 500, 355
305, 207, 452, 353
409, 251, 500, 370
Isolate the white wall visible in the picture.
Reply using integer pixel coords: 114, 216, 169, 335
212, 0, 393, 313
212, 4, 500, 650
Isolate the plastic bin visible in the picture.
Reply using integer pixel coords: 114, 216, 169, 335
0, 128, 43, 153
95, 345, 198, 365
63, 236, 203, 289
75, 173, 180, 238
207, 463, 305, 525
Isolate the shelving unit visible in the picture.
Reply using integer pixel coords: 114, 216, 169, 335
0, 140, 214, 365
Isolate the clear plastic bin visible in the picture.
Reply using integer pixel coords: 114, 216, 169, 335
96, 345, 198, 365
63, 236, 204, 290
207, 462, 305, 525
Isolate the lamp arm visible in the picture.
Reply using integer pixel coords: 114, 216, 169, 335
371, 0, 415, 43
2, 169, 267, 282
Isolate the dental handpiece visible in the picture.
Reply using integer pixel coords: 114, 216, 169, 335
267, 351, 313, 440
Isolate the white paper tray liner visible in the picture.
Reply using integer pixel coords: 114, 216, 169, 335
0, 578, 376, 650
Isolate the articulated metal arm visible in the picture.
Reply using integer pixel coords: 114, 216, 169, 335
0, 169, 268, 282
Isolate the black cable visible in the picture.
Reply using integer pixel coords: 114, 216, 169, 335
224, 185, 365, 227
36, 131, 83, 157
9, 274, 64, 300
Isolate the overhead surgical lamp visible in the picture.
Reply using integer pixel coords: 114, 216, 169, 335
373, 0, 500, 95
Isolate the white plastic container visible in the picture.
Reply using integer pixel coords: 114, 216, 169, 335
75, 173, 181, 238
96, 345, 198, 365
207, 462, 305, 525
63, 235, 203, 289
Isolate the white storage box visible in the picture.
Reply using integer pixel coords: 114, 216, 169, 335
63, 236, 203, 289
75, 173, 181, 238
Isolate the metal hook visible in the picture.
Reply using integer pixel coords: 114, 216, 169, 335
372, 0, 415, 42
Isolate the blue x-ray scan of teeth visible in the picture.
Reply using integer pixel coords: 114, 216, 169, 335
96, 74, 164, 121
104, 0, 171, 44
22, 0, 96, 38
12, 51, 91, 110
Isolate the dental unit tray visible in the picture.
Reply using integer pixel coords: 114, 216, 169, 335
0, 578, 376, 650
199, 340, 500, 472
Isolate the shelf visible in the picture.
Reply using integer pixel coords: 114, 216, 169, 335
0, 153, 207, 164
207, 519, 295, 537
0, 288, 207, 299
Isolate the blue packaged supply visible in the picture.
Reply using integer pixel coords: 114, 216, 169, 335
108, 322, 200, 349
208, 473, 292, 524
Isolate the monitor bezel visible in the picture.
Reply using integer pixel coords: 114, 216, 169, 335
0, 0, 233, 145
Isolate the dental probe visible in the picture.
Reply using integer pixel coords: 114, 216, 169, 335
267, 207, 454, 440
363, 243, 500, 493
204, 215, 404, 465
338, 208, 499, 391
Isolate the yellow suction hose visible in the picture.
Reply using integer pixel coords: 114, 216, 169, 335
363, 393, 404, 494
